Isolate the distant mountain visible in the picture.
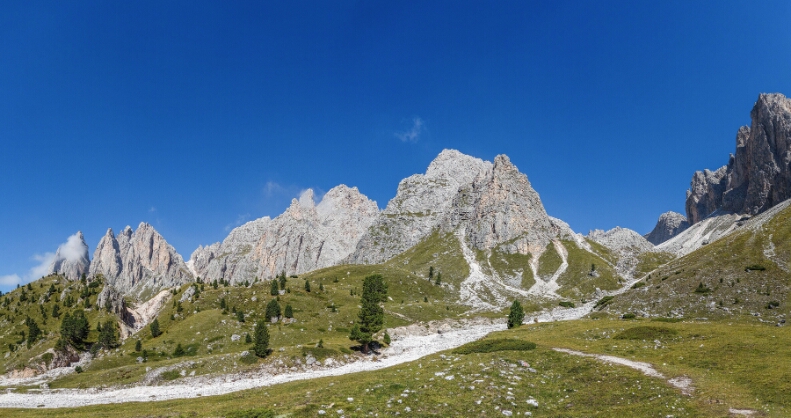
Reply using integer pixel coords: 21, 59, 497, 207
644, 212, 689, 245
46, 231, 90, 281
190, 185, 379, 283
89, 223, 193, 300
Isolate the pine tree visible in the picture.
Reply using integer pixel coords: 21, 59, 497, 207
507, 300, 525, 329
150, 318, 162, 338
59, 309, 89, 347
428, 266, 434, 280
318, 339, 324, 348
98, 320, 119, 349
25, 317, 41, 348
51, 303, 60, 318
220, 297, 227, 310
173, 343, 185, 356
253, 321, 270, 357
304, 280, 311, 292
284, 304, 293, 319
435, 272, 442, 286
349, 274, 388, 353
135, 339, 142, 352
270, 279, 279, 296
265, 299, 281, 322
236, 310, 245, 322
245, 333, 252, 343
279, 271, 287, 290
319, 282, 324, 292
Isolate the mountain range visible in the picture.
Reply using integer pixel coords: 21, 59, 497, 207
40, 93, 791, 316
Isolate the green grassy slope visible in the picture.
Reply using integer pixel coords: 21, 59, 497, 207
604, 204, 791, 319
0, 275, 114, 374
557, 240, 620, 299
14, 318, 791, 417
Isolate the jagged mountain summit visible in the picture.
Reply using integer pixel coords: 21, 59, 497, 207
89, 223, 193, 299
46, 231, 90, 281
190, 185, 379, 283
686, 93, 791, 224
348, 149, 493, 264
644, 211, 689, 245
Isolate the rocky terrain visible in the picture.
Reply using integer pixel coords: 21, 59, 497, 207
89, 223, 193, 300
46, 232, 90, 281
645, 211, 690, 245
190, 185, 379, 283
348, 149, 492, 264
685, 93, 791, 224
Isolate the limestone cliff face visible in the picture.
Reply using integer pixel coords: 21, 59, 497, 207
89, 223, 193, 298
645, 211, 690, 245
348, 150, 493, 264
47, 231, 91, 281
686, 93, 791, 223
444, 154, 557, 255
190, 185, 378, 283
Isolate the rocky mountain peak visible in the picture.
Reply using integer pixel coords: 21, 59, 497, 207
90, 223, 192, 299
588, 227, 654, 255
645, 211, 689, 245
685, 92, 791, 224
47, 231, 91, 281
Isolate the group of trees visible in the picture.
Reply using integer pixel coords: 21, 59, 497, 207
428, 266, 442, 285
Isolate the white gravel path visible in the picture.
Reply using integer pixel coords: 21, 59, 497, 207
0, 322, 504, 409
553, 348, 694, 395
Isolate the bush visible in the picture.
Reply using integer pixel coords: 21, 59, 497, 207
631, 281, 646, 289
613, 326, 678, 340
767, 300, 780, 309
621, 313, 636, 319
454, 338, 536, 354
74, 366, 83, 373
594, 296, 614, 310
160, 370, 180, 380
693, 282, 711, 294
173, 343, 185, 357
558, 301, 575, 308
745, 264, 766, 271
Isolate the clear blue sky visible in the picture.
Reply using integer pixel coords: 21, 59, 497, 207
2, 1, 790, 290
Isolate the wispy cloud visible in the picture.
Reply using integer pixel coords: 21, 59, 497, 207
224, 213, 251, 232
0, 274, 21, 286
264, 181, 285, 197
149, 206, 157, 213
395, 117, 424, 143
1, 232, 87, 287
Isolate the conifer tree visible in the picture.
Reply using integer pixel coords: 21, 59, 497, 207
150, 318, 162, 338
98, 320, 119, 349
253, 321, 270, 357
349, 274, 387, 353
279, 271, 287, 290
265, 299, 281, 322
304, 280, 311, 292
507, 300, 525, 329
270, 279, 279, 296
284, 304, 293, 319
135, 339, 142, 352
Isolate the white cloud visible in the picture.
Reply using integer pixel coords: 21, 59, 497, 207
149, 206, 157, 213
298, 189, 315, 208
0, 274, 21, 286
58, 233, 87, 263
224, 213, 251, 232
264, 181, 284, 197
395, 117, 424, 143
28, 252, 55, 282
1, 232, 87, 287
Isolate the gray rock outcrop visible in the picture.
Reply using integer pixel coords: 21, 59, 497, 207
644, 211, 689, 245
588, 227, 655, 255
89, 223, 193, 299
686, 93, 791, 223
348, 150, 492, 264
47, 231, 90, 281
190, 185, 379, 283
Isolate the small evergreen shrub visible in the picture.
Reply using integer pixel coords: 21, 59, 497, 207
454, 338, 536, 354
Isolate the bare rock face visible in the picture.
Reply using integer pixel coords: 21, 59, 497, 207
348, 149, 492, 264
89, 223, 193, 299
686, 93, 791, 223
191, 185, 379, 283
47, 231, 90, 281
96, 285, 135, 326
444, 154, 556, 255
645, 211, 690, 245
588, 227, 655, 255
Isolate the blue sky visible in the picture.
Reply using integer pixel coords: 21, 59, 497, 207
2, 1, 790, 290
